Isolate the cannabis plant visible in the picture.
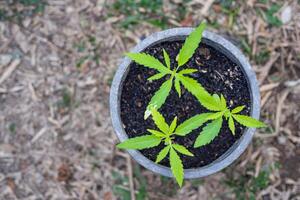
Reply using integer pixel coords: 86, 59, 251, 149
118, 21, 267, 187
117, 108, 213, 186
193, 94, 266, 147
126, 22, 217, 119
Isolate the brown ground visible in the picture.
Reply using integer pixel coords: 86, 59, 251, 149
0, 0, 299, 200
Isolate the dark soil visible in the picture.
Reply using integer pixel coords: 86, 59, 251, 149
120, 40, 251, 169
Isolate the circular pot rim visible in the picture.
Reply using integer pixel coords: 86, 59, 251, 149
110, 28, 260, 179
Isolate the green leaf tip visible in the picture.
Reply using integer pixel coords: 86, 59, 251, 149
163, 49, 171, 69
126, 52, 171, 74
174, 78, 181, 97
147, 73, 166, 81
228, 115, 235, 135
170, 148, 184, 187
177, 22, 206, 67
117, 135, 161, 150
231, 105, 245, 114
194, 117, 223, 148
175, 113, 212, 136
155, 146, 170, 163
147, 129, 166, 138
144, 78, 173, 119
232, 114, 267, 128
150, 108, 169, 134
169, 116, 178, 134
173, 144, 194, 156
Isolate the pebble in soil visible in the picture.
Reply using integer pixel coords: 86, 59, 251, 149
120, 40, 251, 169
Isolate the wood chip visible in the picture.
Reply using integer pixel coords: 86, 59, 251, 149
200, 0, 215, 16
0, 59, 21, 85
260, 82, 280, 92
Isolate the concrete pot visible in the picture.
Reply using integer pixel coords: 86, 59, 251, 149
110, 28, 260, 179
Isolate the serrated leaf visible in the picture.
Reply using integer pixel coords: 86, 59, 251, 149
228, 115, 235, 135
163, 49, 171, 69
175, 113, 212, 136
206, 111, 224, 120
148, 73, 166, 81
144, 79, 173, 119
147, 129, 166, 138
174, 78, 181, 97
170, 148, 184, 187
194, 118, 223, 148
232, 114, 267, 128
150, 108, 169, 134
177, 22, 206, 67
117, 135, 161, 150
126, 53, 171, 74
155, 146, 170, 163
172, 144, 193, 156
178, 69, 198, 75
220, 94, 227, 110
178, 75, 222, 111
232, 106, 245, 114
169, 117, 177, 134
213, 94, 221, 104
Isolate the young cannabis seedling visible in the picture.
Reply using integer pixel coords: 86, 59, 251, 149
126, 22, 216, 119
117, 108, 213, 186
193, 94, 267, 148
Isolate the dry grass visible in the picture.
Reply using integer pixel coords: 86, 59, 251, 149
0, 0, 299, 199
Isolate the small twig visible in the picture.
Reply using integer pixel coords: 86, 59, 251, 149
260, 82, 280, 92
261, 91, 272, 108
254, 156, 263, 177
200, 0, 215, 16
31, 127, 48, 144
256, 89, 290, 138
284, 79, 300, 87
258, 53, 280, 85
0, 59, 21, 85
28, 82, 40, 102
127, 156, 135, 200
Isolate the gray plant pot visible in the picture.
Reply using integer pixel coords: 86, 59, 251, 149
110, 28, 260, 179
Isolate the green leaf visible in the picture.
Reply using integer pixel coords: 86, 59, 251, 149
148, 73, 166, 81
178, 69, 198, 75
194, 118, 223, 148
126, 53, 171, 74
177, 22, 206, 67
232, 114, 267, 128
170, 148, 184, 187
169, 117, 177, 134
228, 115, 235, 135
173, 144, 194, 156
155, 146, 170, 163
206, 111, 224, 120
175, 113, 212, 136
178, 75, 221, 111
163, 49, 171, 69
231, 106, 245, 114
265, 4, 283, 27
174, 78, 181, 97
147, 129, 166, 138
150, 108, 169, 134
220, 94, 227, 110
213, 94, 221, 104
212, 94, 227, 111
117, 135, 162, 150
144, 79, 173, 119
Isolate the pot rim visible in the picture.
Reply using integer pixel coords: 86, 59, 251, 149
109, 28, 260, 179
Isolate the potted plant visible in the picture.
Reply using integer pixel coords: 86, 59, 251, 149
110, 22, 266, 186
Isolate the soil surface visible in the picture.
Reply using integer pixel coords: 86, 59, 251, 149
121, 40, 251, 169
